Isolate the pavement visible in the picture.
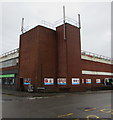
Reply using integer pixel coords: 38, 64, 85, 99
2, 88, 113, 97
2, 88, 59, 97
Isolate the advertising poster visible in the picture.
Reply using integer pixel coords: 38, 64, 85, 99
86, 79, 91, 84
96, 79, 101, 83
72, 78, 80, 85
82, 79, 84, 84
57, 78, 66, 85
44, 78, 54, 85
24, 78, 31, 85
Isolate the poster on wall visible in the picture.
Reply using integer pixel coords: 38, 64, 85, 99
24, 78, 31, 85
44, 78, 54, 85
82, 79, 84, 84
72, 78, 80, 85
96, 79, 101, 83
57, 78, 66, 85
86, 79, 91, 84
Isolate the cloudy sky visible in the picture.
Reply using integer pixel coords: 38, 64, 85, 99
1, 2, 111, 57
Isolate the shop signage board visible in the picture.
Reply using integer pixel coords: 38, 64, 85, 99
57, 78, 66, 85
44, 78, 54, 85
96, 79, 101, 83
24, 78, 31, 85
72, 78, 80, 85
86, 79, 91, 84
0, 74, 15, 78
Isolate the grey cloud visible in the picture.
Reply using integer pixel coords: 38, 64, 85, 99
1, 2, 111, 58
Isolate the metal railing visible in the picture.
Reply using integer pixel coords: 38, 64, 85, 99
0, 48, 112, 62
0, 48, 19, 58
81, 50, 113, 61
54, 16, 79, 28
41, 20, 56, 30
41, 16, 79, 30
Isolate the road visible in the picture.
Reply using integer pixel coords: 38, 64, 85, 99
2, 90, 113, 119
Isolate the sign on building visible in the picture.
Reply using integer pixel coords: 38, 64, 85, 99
0, 74, 15, 78
57, 78, 66, 85
96, 79, 101, 83
86, 79, 91, 84
44, 78, 54, 85
72, 78, 80, 85
82, 79, 84, 84
24, 78, 31, 85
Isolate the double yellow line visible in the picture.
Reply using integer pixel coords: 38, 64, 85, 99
58, 113, 74, 118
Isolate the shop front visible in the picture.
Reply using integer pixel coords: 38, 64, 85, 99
0, 74, 16, 89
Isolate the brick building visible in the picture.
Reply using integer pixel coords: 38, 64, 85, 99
0, 21, 113, 92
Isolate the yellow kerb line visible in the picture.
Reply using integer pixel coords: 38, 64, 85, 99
58, 113, 74, 118
86, 115, 99, 118
84, 108, 96, 111
105, 105, 111, 107
100, 109, 113, 113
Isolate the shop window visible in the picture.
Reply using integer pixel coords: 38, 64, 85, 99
104, 78, 113, 85
0, 78, 2, 84
96, 79, 101, 84
86, 79, 91, 84
2, 78, 15, 85
9, 78, 15, 85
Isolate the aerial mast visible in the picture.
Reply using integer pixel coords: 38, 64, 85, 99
78, 14, 81, 29
63, 6, 66, 40
21, 18, 24, 34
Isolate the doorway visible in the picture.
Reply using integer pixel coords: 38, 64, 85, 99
20, 78, 24, 91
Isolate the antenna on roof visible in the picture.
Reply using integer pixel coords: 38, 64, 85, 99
78, 14, 81, 29
63, 6, 66, 40
21, 18, 24, 34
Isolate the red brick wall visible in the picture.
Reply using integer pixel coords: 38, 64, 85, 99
81, 59, 113, 89
37, 26, 57, 87
19, 26, 57, 88
19, 26, 38, 87
56, 23, 82, 88
0, 66, 18, 71
82, 59, 112, 72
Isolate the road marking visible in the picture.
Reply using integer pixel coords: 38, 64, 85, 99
27, 97, 36, 100
104, 105, 111, 107
58, 113, 74, 118
2, 93, 15, 96
84, 108, 96, 111
86, 115, 99, 118
100, 109, 113, 113
27, 96, 48, 100
111, 112, 113, 115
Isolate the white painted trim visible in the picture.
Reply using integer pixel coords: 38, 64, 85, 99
0, 53, 19, 62
82, 70, 113, 76
81, 55, 113, 65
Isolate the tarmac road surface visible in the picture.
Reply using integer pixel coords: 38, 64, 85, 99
1, 90, 113, 119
